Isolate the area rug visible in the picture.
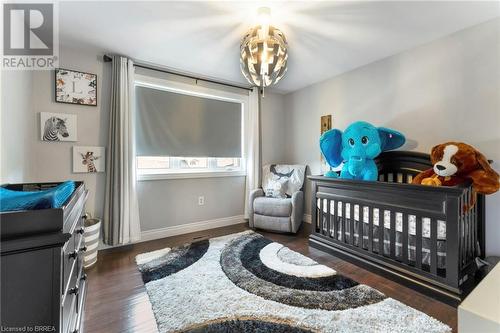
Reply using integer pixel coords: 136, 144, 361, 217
136, 231, 451, 333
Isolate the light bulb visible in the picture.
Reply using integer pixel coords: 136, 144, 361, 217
257, 7, 271, 27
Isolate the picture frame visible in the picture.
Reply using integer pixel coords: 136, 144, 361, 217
55, 68, 97, 106
320, 115, 332, 173
40, 112, 77, 142
73, 146, 105, 173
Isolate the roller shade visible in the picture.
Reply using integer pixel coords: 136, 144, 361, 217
135, 85, 242, 157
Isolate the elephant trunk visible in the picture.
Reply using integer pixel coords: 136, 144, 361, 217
348, 156, 365, 176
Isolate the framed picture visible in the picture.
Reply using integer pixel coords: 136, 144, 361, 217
55, 68, 97, 106
40, 112, 77, 142
320, 115, 332, 173
73, 146, 105, 173
321, 115, 332, 134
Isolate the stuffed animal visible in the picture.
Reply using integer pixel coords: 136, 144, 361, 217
320, 121, 406, 180
412, 142, 500, 195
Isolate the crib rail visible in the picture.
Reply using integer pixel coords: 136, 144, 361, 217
309, 171, 483, 304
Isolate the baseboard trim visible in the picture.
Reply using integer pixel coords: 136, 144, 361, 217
140, 215, 245, 243
303, 214, 312, 224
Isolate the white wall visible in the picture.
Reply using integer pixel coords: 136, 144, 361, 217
283, 18, 500, 255
1, 70, 34, 182
261, 93, 287, 165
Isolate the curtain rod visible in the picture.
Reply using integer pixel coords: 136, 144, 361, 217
103, 55, 253, 92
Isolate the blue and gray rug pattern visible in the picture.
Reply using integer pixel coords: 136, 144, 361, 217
136, 231, 450, 333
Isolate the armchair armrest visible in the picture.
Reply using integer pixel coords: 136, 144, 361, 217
248, 188, 264, 228
290, 190, 304, 233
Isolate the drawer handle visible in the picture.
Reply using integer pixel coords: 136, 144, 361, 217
76, 228, 85, 235
69, 251, 78, 260
69, 286, 79, 295
79, 246, 87, 252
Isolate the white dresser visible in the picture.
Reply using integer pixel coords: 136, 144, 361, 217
458, 263, 500, 332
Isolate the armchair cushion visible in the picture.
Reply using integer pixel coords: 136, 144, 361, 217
254, 197, 292, 217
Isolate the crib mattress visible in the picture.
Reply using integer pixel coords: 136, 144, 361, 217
317, 200, 451, 269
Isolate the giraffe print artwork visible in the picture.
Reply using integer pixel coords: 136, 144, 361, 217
81, 152, 100, 172
73, 146, 105, 173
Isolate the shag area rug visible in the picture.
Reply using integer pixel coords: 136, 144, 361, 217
136, 231, 451, 333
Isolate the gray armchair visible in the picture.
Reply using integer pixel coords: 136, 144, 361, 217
248, 164, 306, 233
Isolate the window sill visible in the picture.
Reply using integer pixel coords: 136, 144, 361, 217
137, 170, 246, 181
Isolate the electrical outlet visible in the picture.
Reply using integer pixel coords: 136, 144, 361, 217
198, 196, 205, 205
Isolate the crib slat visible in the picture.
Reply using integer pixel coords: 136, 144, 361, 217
368, 206, 373, 252
402, 213, 409, 264
326, 198, 331, 239
473, 195, 478, 256
416, 216, 422, 269
316, 198, 320, 233
319, 198, 324, 236
459, 193, 464, 266
467, 190, 471, 262
378, 209, 384, 255
464, 190, 469, 263
359, 205, 364, 249
468, 190, 473, 260
349, 204, 355, 246
464, 192, 468, 266
465, 190, 469, 263
390, 211, 396, 259
430, 218, 437, 275
332, 200, 338, 240
341, 202, 346, 243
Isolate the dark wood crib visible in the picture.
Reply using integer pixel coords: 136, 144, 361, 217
309, 151, 485, 305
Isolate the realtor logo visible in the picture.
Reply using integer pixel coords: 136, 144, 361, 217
2, 2, 58, 69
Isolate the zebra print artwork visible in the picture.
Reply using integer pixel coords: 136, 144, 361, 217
40, 112, 77, 142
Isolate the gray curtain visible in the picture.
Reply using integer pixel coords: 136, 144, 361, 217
103, 56, 141, 245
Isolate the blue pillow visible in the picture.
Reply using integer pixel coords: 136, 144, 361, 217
0, 181, 76, 212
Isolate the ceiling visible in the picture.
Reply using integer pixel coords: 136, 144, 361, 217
59, 1, 500, 93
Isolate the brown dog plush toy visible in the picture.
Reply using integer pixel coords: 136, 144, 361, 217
413, 142, 499, 195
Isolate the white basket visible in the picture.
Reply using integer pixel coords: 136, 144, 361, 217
84, 217, 101, 268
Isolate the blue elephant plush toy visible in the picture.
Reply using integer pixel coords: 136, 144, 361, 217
320, 121, 406, 180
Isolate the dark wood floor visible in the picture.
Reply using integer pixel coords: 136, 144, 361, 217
83, 223, 457, 333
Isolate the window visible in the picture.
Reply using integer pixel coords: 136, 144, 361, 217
137, 157, 242, 176
134, 74, 247, 180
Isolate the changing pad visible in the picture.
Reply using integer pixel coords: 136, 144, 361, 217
0, 181, 75, 212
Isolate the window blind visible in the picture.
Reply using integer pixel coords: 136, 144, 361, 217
135, 85, 242, 157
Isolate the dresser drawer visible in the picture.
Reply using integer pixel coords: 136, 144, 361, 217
62, 220, 85, 297
61, 263, 80, 333
73, 272, 87, 333
63, 190, 88, 234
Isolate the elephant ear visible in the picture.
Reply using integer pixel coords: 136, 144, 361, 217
320, 129, 343, 167
378, 127, 406, 151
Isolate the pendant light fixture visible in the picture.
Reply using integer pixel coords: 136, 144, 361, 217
240, 7, 288, 95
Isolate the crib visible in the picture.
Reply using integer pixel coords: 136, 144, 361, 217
309, 151, 485, 305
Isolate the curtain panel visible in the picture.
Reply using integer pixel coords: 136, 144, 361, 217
103, 56, 141, 245
244, 88, 261, 219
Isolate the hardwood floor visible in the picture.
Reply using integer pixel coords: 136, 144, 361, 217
83, 223, 457, 333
